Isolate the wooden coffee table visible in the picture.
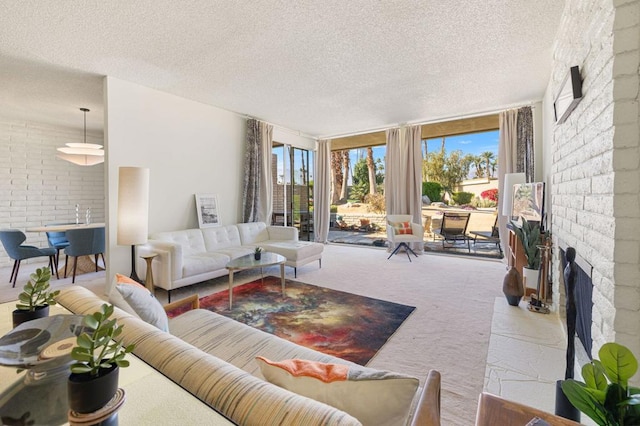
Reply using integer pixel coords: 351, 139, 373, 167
226, 252, 286, 309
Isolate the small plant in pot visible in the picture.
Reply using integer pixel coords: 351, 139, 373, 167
511, 218, 541, 290
254, 246, 263, 260
561, 342, 640, 425
68, 303, 135, 415
13, 267, 59, 328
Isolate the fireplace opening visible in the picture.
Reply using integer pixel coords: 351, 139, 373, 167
560, 247, 594, 359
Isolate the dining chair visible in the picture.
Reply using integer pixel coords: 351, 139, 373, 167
0, 229, 59, 287
64, 227, 106, 283
45, 223, 73, 271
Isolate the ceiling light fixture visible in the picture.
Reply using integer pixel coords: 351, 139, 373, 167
57, 108, 104, 166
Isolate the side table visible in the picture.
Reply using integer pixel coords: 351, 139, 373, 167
140, 253, 158, 292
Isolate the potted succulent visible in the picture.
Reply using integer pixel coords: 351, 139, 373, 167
13, 266, 60, 328
68, 303, 135, 414
511, 218, 541, 291
562, 342, 640, 425
254, 246, 263, 261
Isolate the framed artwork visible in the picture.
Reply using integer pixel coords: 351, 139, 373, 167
195, 193, 221, 228
511, 182, 545, 227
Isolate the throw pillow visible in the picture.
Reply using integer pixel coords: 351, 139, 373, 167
390, 221, 413, 235
256, 356, 419, 426
113, 273, 169, 332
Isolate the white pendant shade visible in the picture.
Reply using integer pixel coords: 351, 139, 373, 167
56, 153, 105, 166
56, 107, 104, 166
117, 167, 150, 246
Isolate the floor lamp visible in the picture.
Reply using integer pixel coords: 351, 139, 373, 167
117, 167, 149, 283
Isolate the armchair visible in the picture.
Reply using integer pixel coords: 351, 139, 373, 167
386, 214, 425, 261
0, 229, 58, 287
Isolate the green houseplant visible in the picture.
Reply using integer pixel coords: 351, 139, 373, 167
12, 267, 60, 328
68, 303, 135, 414
254, 246, 263, 260
511, 218, 541, 291
562, 342, 640, 425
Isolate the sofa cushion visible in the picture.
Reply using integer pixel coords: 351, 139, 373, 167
182, 253, 230, 277
237, 222, 270, 245
256, 356, 419, 426
262, 241, 323, 261
112, 274, 169, 332
201, 225, 243, 251
149, 229, 207, 256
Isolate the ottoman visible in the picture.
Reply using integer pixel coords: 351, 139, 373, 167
261, 241, 323, 277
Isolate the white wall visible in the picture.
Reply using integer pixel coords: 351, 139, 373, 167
544, 0, 640, 357
0, 119, 104, 267
104, 77, 247, 291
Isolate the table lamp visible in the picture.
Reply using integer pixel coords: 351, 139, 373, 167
117, 167, 149, 283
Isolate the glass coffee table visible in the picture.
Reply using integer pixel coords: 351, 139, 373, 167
226, 252, 286, 309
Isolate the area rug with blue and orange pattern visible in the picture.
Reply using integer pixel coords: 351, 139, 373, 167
167, 276, 416, 365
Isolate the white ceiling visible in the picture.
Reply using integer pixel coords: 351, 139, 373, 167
0, 0, 565, 137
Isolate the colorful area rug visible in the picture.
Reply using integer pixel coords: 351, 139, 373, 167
167, 276, 416, 365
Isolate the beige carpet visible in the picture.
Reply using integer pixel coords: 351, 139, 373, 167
0, 244, 505, 425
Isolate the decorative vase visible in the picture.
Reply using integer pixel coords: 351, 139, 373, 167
254, 253, 261, 261
12, 305, 50, 328
68, 364, 119, 414
502, 267, 524, 306
555, 380, 580, 421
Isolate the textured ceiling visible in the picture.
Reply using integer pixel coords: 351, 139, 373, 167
0, 0, 565, 137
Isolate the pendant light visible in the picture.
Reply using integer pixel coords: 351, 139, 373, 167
57, 108, 104, 166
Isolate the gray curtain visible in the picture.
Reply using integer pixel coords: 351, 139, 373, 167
385, 125, 423, 251
314, 139, 331, 243
517, 106, 534, 182
242, 119, 273, 223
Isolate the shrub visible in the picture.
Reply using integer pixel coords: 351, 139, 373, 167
481, 188, 498, 202
330, 205, 338, 213
422, 182, 442, 202
452, 191, 474, 205
349, 182, 368, 202
365, 193, 385, 214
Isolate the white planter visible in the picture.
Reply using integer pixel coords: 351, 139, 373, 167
522, 267, 540, 292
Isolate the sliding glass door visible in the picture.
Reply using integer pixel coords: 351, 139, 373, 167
272, 143, 313, 240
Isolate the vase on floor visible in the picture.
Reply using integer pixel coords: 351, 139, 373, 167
502, 266, 523, 306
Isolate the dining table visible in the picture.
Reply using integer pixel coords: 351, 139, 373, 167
26, 223, 106, 278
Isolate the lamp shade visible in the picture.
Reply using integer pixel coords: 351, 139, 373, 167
117, 167, 150, 246
501, 172, 526, 217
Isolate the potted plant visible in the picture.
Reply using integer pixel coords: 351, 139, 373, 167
68, 303, 135, 414
12, 266, 60, 328
254, 246, 263, 260
561, 342, 640, 425
511, 218, 541, 291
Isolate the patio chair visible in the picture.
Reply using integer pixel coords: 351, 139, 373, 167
64, 227, 106, 283
469, 214, 502, 255
434, 212, 471, 253
386, 214, 424, 261
0, 229, 59, 287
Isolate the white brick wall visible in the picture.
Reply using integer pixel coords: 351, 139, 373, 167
0, 119, 105, 268
550, 0, 640, 359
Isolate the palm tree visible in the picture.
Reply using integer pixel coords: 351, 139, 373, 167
366, 147, 376, 195
340, 150, 350, 200
481, 151, 495, 178
331, 151, 343, 204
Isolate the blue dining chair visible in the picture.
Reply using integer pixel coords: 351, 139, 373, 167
64, 227, 106, 283
0, 229, 59, 287
45, 223, 72, 271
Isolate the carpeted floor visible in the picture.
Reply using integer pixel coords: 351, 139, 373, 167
166, 276, 416, 365
0, 243, 505, 425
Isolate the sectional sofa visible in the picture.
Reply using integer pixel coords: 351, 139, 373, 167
138, 222, 324, 301
56, 286, 441, 426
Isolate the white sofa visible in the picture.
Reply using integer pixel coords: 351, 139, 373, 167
138, 222, 324, 301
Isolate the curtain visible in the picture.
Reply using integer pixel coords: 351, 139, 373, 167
242, 119, 273, 223
385, 125, 423, 251
313, 139, 331, 243
517, 106, 534, 182
497, 109, 519, 259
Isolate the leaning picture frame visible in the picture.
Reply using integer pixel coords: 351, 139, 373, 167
195, 193, 221, 228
